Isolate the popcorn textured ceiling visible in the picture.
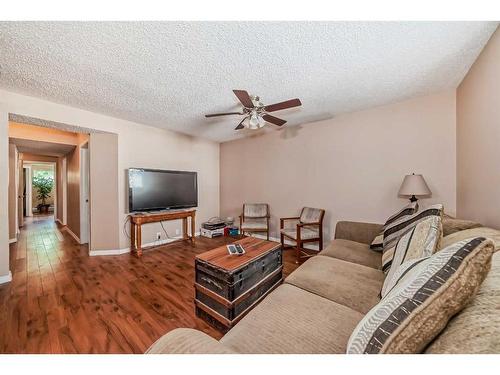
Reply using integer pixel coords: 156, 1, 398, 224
0, 22, 497, 142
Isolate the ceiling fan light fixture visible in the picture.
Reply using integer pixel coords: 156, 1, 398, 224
247, 112, 265, 129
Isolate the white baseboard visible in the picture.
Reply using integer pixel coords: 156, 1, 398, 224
249, 233, 320, 251
89, 232, 201, 257
9, 238, 17, 244
63, 226, 81, 244
89, 248, 131, 256
0, 271, 12, 285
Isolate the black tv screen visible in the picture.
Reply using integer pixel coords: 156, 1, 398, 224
128, 168, 198, 212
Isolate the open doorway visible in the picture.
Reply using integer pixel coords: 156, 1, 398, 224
24, 163, 56, 217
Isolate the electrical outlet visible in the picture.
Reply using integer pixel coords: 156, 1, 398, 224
156, 232, 161, 240
175, 229, 180, 236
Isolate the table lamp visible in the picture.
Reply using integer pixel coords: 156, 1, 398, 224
398, 173, 431, 203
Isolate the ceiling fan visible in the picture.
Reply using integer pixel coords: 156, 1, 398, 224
205, 90, 302, 130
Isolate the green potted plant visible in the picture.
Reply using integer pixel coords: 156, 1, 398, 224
32, 174, 53, 214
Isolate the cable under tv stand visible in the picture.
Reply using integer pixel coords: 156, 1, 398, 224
129, 209, 196, 257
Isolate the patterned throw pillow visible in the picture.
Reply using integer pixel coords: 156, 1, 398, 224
382, 204, 443, 273
370, 202, 419, 252
380, 216, 442, 297
347, 237, 494, 354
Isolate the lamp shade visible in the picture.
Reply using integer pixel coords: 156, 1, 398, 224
398, 174, 432, 197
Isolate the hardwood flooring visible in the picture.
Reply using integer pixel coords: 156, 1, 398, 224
0, 215, 298, 353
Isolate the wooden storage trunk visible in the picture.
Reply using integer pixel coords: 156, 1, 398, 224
194, 237, 283, 331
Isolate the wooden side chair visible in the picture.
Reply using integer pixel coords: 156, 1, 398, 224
280, 207, 325, 264
239, 203, 270, 240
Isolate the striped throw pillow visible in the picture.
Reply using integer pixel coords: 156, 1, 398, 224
380, 215, 442, 297
382, 204, 443, 273
370, 202, 419, 252
347, 237, 494, 354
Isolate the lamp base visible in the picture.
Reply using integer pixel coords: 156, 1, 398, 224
409, 195, 418, 203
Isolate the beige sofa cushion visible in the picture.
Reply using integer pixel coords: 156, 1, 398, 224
425, 251, 500, 353
220, 284, 363, 354
285, 255, 384, 314
442, 215, 482, 236
146, 328, 237, 354
320, 239, 382, 270
442, 227, 500, 251
347, 237, 494, 354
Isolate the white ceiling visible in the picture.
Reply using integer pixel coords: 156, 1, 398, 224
0, 22, 497, 142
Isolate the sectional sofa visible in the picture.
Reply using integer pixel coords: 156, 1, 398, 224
146, 217, 500, 354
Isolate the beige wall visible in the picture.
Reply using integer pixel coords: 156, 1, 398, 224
0, 89, 220, 253
8, 144, 17, 240
89, 133, 119, 251
457, 27, 500, 229
220, 91, 457, 242
0, 110, 9, 280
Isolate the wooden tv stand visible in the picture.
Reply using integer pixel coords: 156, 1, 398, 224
129, 209, 196, 257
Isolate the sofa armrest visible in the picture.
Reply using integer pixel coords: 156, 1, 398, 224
334, 221, 383, 245
146, 328, 237, 354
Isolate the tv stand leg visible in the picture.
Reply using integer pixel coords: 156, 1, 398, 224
191, 212, 196, 244
136, 224, 143, 257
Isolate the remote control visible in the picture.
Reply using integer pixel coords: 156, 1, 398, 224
235, 244, 245, 255
226, 244, 237, 255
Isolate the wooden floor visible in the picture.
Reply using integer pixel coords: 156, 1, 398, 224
0, 216, 299, 353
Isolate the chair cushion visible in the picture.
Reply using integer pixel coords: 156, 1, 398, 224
244, 203, 268, 218
347, 237, 494, 354
241, 218, 268, 230
381, 216, 442, 297
281, 227, 319, 240
425, 251, 500, 353
285, 255, 384, 314
320, 239, 382, 270
300, 207, 323, 223
220, 284, 363, 354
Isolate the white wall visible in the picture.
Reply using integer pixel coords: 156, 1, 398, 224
0, 89, 220, 255
220, 91, 457, 242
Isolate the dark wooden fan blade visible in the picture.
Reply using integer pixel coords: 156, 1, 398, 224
262, 114, 287, 126
263, 98, 302, 112
235, 117, 246, 130
233, 90, 254, 108
205, 112, 243, 118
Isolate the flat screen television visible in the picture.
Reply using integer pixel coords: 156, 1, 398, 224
128, 168, 198, 212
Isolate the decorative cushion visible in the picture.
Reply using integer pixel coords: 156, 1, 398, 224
381, 216, 442, 296
442, 214, 482, 236
281, 227, 319, 240
442, 227, 500, 252
369, 233, 384, 251
243, 203, 268, 218
300, 207, 323, 223
347, 237, 494, 354
383, 204, 443, 252
370, 202, 419, 252
425, 251, 500, 353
